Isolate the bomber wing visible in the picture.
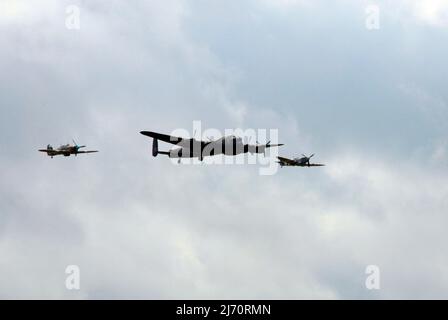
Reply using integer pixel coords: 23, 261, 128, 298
140, 131, 207, 149
277, 156, 297, 165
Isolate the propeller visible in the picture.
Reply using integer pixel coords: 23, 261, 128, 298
72, 139, 86, 152
302, 153, 314, 159
301, 153, 315, 166
254, 141, 271, 155
263, 142, 272, 155
247, 138, 280, 155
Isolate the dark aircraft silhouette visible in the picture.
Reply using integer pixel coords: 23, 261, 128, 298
277, 154, 325, 168
39, 140, 98, 158
140, 131, 283, 162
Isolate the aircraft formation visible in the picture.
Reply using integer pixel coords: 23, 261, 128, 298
39, 130, 325, 167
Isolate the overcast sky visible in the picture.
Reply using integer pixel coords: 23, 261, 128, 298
1, 0, 448, 299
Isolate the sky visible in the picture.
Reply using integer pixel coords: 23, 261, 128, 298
1, 0, 448, 299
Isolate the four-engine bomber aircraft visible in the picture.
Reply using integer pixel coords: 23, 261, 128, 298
277, 154, 325, 168
140, 131, 284, 162
38, 140, 98, 158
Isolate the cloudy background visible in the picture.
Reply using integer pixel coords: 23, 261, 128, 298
1, 0, 448, 299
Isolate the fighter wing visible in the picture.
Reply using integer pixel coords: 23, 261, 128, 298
308, 163, 325, 167
277, 156, 297, 165
140, 131, 206, 149
38, 149, 61, 154
77, 150, 99, 154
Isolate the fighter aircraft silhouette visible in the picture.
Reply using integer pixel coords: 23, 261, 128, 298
39, 140, 98, 158
140, 131, 283, 162
277, 154, 325, 168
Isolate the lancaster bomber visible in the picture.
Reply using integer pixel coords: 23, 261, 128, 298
140, 131, 283, 162
277, 154, 325, 168
38, 140, 98, 158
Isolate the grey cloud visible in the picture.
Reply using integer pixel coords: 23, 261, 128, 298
1, 0, 448, 299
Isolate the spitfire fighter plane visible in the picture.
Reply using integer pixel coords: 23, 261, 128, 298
140, 131, 283, 162
277, 154, 325, 168
38, 140, 98, 158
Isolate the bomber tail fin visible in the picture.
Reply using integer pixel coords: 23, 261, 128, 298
152, 139, 169, 157
152, 138, 159, 156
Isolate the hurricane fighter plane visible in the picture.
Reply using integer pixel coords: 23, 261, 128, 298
277, 154, 325, 168
140, 131, 283, 162
39, 140, 98, 158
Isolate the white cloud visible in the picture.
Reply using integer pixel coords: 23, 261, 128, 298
410, 0, 448, 27
0, 0, 59, 25
381, 0, 448, 28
